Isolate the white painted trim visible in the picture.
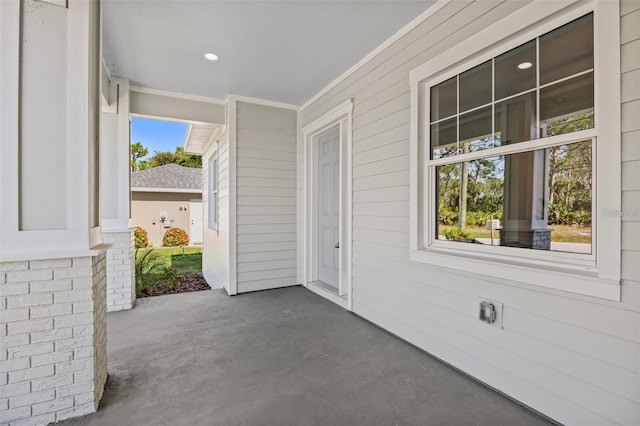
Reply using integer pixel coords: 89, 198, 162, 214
408, 0, 621, 300
207, 141, 220, 232
0, 0, 21, 253
116, 79, 132, 225
409, 250, 620, 301
307, 281, 348, 310
1, 244, 112, 263
227, 96, 238, 295
1, 1, 107, 256
233, 94, 299, 111
302, 99, 354, 135
100, 222, 133, 233
302, 99, 353, 311
130, 85, 225, 105
130, 112, 218, 127
131, 187, 201, 194
345, 112, 353, 312
101, 62, 111, 106
101, 57, 112, 83
183, 123, 194, 151
38, 0, 67, 8
300, 0, 450, 110
427, 130, 597, 167
101, 77, 132, 232
183, 123, 224, 155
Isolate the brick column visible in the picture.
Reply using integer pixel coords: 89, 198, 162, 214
0, 253, 108, 425
102, 231, 135, 312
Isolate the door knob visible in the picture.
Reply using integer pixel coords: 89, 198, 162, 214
334, 242, 340, 248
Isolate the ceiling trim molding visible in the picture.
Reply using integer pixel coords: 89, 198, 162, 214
130, 85, 226, 105
231, 94, 299, 111
300, 0, 449, 111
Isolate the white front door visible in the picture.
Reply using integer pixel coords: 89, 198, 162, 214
317, 126, 340, 289
189, 199, 203, 244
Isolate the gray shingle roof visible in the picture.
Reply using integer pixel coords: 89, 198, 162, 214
131, 164, 202, 190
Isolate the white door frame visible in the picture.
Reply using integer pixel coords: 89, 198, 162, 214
302, 99, 353, 311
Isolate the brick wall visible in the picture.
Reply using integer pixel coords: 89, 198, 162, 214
0, 252, 108, 426
102, 231, 135, 312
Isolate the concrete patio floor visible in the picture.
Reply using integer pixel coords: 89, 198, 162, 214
60, 286, 554, 426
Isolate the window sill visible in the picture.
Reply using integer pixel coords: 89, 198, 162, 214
409, 247, 620, 301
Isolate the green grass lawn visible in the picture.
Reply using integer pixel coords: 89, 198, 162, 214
136, 247, 202, 276
439, 225, 591, 243
135, 247, 203, 297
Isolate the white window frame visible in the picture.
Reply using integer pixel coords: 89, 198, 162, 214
208, 151, 219, 231
409, 0, 621, 301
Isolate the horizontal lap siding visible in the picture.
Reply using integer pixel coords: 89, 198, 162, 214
299, 1, 640, 425
202, 135, 230, 289
236, 102, 298, 293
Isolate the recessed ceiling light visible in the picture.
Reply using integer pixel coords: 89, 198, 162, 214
517, 61, 533, 70
204, 53, 219, 61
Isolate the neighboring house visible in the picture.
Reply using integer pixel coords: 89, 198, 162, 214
1, 1, 638, 426
131, 164, 203, 247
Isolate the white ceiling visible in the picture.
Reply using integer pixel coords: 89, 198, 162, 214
102, 0, 435, 105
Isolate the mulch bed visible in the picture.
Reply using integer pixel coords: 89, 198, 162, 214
141, 274, 211, 297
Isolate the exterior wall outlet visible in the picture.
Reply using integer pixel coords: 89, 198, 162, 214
480, 301, 496, 323
478, 298, 504, 329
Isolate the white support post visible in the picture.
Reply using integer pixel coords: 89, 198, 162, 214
0, 0, 109, 423
101, 78, 136, 312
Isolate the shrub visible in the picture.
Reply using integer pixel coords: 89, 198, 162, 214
163, 227, 190, 247
443, 227, 473, 241
134, 249, 179, 297
134, 226, 149, 249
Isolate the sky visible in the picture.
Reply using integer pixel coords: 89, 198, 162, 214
131, 117, 189, 159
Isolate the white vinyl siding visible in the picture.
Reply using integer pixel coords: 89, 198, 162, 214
236, 101, 298, 293
299, 1, 639, 425
202, 133, 229, 289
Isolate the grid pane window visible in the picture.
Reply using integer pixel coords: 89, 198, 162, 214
435, 141, 592, 253
208, 157, 218, 230
428, 13, 594, 161
429, 13, 594, 254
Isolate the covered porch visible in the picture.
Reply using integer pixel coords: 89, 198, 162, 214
60, 288, 550, 426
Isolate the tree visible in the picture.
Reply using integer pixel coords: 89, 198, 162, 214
147, 151, 176, 168
146, 147, 202, 169
131, 143, 202, 171
174, 147, 202, 168
131, 141, 149, 172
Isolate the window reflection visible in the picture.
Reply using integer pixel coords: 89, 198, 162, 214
431, 77, 457, 121
541, 72, 594, 137
431, 117, 457, 159
540, 14, 593, 85
494, 92, 536, 145
459, 60, 492, 112
459, 106, 495, 152
436, 140, 592, 254
495, 40, 536, 100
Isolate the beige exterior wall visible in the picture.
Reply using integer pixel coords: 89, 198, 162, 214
131, 191, 201, 247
